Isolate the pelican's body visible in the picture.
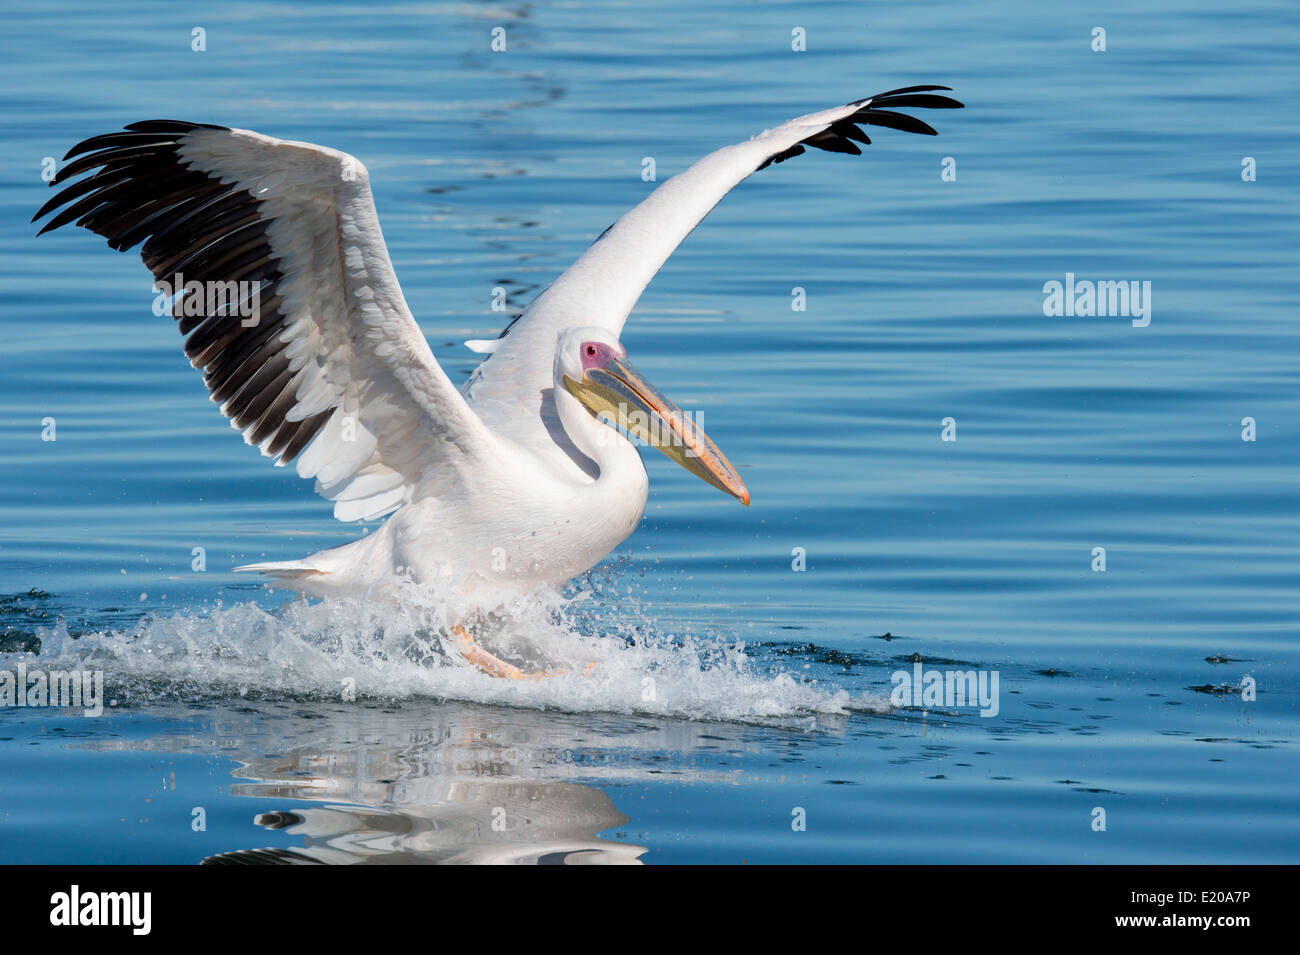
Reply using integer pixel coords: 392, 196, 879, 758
295, 389, 651, 598
35, 87, 962, 609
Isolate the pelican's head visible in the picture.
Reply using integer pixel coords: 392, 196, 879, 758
556, 326, 749, 505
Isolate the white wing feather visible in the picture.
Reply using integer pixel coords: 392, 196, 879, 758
464, 87, 962, 448
38, 123, 501, 522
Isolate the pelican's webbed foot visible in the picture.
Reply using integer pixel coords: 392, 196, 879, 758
450, 623, 590, 681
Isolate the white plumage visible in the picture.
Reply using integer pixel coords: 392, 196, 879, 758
35, 87, 962, 606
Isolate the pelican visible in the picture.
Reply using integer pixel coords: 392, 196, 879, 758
34, 85, 962, 677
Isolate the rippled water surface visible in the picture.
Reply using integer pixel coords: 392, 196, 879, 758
1, 0, 1297, 863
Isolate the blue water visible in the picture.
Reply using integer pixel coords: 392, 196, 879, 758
1, 0, 1297, 863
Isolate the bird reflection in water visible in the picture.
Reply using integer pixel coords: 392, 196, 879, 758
206, 778, 643, 865
81, 700, 744, 864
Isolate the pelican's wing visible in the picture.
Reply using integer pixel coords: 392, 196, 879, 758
464, 86, 963, 430
34, 122, 499, 522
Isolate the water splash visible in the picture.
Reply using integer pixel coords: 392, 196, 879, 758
14, 580, 879, 724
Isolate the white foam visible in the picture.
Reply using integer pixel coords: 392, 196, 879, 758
22, 580, 883, 725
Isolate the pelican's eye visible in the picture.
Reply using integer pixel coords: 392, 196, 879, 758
580, 341, 612, 372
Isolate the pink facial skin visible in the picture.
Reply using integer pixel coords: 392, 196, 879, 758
580, 340, 625, 373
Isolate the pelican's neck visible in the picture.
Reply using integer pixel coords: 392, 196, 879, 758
554, 383, 644, 487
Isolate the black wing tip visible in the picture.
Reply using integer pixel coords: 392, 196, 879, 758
857, 108, 940, 137
124, 119, 229, 133
31, 119, 335, 469
850, 84, 965, 109
759, 84, 961, 170
34, 120, 232, 228
45, 119, 230, 176
50, 121, 224, 163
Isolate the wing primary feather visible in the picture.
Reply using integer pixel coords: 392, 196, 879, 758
803, 133, 863, 155
32, 166, 134, 221
141, 191, 252, 262
111, 181, 228, 251
752, 86, 962, 173
63, 132, 179, 161
52, 145, 178, 185
832, 121, 872, 145
851, 84, 955, 104
864, 93, 964, 110
857, 109, 939, 136
123, 119, 227, 133
36, 115, 496, 523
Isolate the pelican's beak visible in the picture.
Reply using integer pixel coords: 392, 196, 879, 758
564, 355, 750, 505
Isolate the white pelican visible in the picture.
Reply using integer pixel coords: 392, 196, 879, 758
35, 86, 962, 677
